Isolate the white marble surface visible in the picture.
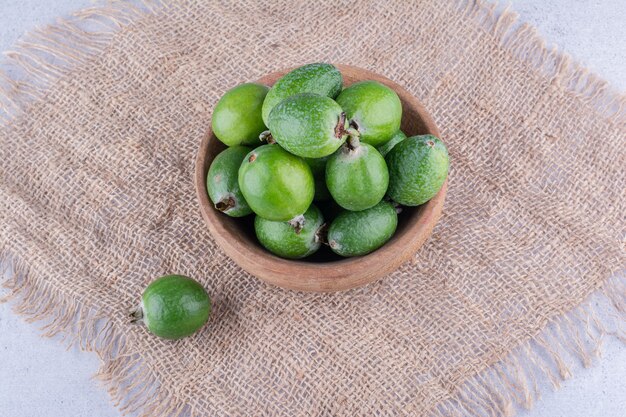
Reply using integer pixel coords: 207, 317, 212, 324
0, 1, 624, 416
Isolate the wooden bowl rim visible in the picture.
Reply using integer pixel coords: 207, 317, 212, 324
194, 64, 446, 292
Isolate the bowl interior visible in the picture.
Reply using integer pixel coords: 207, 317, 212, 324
195, 64, 444, 291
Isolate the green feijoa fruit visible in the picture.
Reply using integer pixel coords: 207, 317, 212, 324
238, 144, 314, 221
304, 156, 331, 201
336, 80, 402, 147
207, 146, 253, 217
327, 201, 398, 257
268, 93, 349, 158
212, 83, 269, 146
254, 205, 325, 259
262, 63, 342, 125
386, 134, 449, 206
326, 138, 389, 211
377, 130, 407, 157
131, 275, 211, 340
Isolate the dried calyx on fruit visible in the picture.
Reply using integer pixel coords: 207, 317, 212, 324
254, 205, 326, 259
325, 132, 389, 212
336, 80, 402, 147
206, 146, 253, 217
268, 93, 350, 158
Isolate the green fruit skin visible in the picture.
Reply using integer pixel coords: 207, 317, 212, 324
238, 144, 314, 221
377, 130, 407, 157
212, 83, 269, 146
336, 81, 402, 147
326, 142, 389, 211
268, 93, 348, 158
305, 156, 331, 201
254, 205, 324, 259
207, 146, 253, 217
386, 135, 449, 206
262, 63, 343, 126
327, 201, 398, 257
141, 275, 211, 340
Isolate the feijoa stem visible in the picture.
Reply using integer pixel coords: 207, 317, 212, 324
215, 196, 236, 212
347, 127, 360, 137
315, 222, 329, 244
344, 118, 361, 150
348, 119, 361, 135
346, 134, 361, 151
129, 305, 143, 324
334, 112, 348, 139
259, 130, 275, 144
288, 214, 306, 234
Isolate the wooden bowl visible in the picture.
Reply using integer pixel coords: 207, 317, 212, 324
195, 64, 446, 292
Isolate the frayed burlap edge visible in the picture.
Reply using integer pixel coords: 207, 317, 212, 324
0, 3, 193, 415
0, 250, 188, 416
427, 3, 626, 416
0, 0, 624, 416
435, 276, 625, 417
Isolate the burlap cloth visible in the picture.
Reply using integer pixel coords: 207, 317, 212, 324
1, 1, 624, 416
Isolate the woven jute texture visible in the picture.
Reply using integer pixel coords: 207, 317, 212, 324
1, 1, 624, 416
